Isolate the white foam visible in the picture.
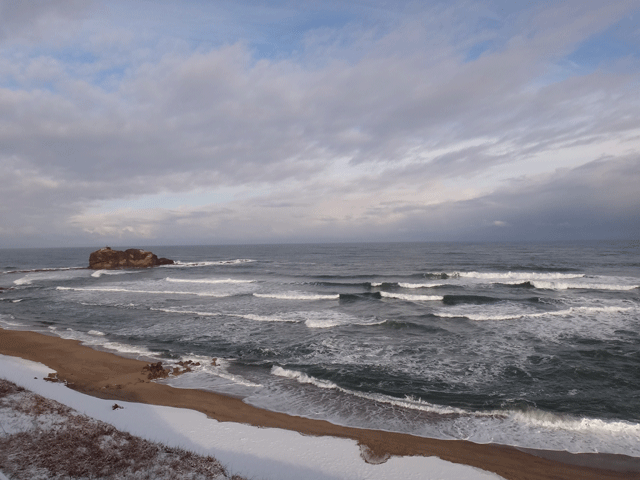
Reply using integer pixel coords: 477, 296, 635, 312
203, 362, 263, 388
269, 365, 640, 455
0, 315, 23, 328
56, 286, 233, 298
508, 408, 640, 436
437, 305, 634, 321
380, 292, 443, 301
271, 366, 464, 415
3, 267, 79, 275
96, 341, 154, 357
165, 277, 255, 284
438, 311, 530, 321
159, 355, 263, 389
254, 292, 340, 300
50, 327, 154, 358
438, 271, 638, 290
399, 283, 445, 288
230, 311, 381, 328
204, 369, 263, 388
170, 259, 255, 267
87, 330, 105, 336
528, 280, 638, 291
150, 307, 221, 317
457, 271, 585, 280
303, 311, 382, 329
236, 313, 301, 323
272, 366, 338, 389
13, 269, 90, 285
370, 282, 383, 287
91, 269, 132, 278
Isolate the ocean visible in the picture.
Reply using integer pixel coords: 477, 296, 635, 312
1, 241, 639, 456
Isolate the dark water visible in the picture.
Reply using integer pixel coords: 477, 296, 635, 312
1, 241, 639, 455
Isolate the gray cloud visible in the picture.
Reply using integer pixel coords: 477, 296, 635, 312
0, 1, 638, 247
391, 154, 640, 242
0, 0, 89, 44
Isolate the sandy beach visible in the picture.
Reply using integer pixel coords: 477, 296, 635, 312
1, 328, 638, 480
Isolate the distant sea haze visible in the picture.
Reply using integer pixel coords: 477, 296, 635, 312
1, 241, 639, 455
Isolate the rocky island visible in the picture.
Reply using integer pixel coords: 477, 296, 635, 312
89, 247, 174, 269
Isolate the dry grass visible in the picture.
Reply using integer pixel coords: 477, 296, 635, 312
0, 379, 246, 480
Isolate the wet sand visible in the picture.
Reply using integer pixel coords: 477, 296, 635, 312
1, 327, 638, 480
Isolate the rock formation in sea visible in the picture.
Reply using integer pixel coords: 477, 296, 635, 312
88, 247, 174, 269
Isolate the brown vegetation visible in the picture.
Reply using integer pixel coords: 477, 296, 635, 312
0, 379, 244, 480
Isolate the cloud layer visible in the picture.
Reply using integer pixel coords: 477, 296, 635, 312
1, 0, 639, 247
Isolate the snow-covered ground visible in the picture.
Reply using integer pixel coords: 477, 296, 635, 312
0, 353, 503, 480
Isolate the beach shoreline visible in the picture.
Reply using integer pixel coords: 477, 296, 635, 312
1, 327, 638, 480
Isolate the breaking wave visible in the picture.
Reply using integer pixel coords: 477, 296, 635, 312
524, 280, 638, 291
169, 259, 255, 267
271, 366, 466, 415
456, 271, 586, 280
56, 286, 234, 298
380, 292, 443, 301
398, 282, 446, 289
436, 305, 634, 321
165, 277, 255, 284
253, 292, 340, 301
91, 270, 133, 278
150, 307, 221, 317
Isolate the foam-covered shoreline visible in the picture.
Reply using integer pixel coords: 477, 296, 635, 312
0, 327, 638, 480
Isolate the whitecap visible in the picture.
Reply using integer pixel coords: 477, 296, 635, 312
235, 313, 301, 323
56, 286, 233, 298
253, 292, 339, 301
165, 277, 255, 284
13, 269, 91, 286
457, 271, 585, 280
272, 366, 338, 389
507, 408, 640, 436
398, 282, 445, 289
91, 270, 132, 278
380, 292, 443, 301
528, 280, 638, 291
168, 259, 255, 267
303, 311, 381, 329
437, 305, 634, 321
271, 366, 464, 415
150, 307, 221, 317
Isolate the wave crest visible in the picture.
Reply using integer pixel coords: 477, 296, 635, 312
254, 292, 339, 301
380, 292, 443, 301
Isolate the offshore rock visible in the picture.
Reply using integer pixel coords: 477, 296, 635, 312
89, 247, 174, 270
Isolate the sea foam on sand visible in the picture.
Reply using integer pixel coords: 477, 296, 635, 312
0, 353, 502, 480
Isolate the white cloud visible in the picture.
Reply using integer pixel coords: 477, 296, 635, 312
0, 1, 639, 247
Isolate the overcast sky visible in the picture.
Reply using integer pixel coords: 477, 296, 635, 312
1, 0, 639, 248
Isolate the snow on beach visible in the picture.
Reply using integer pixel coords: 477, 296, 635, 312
0, 354, 503, 480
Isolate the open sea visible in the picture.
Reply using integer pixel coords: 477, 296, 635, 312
1, 242, 639, 456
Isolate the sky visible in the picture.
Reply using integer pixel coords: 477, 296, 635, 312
1, 0, 639, 248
